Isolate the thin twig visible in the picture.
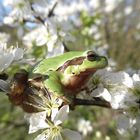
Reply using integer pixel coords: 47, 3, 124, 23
30, 2, 45, 24
73, 98, 111, 108
63, 42, 70, 52
30, 1, 58, 24
48, 2, 58, 17
29, 1, 70, 52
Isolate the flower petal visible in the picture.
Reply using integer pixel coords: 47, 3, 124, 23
62, 129, 82, 140
51, 108, 59, 122
100, 88, 111, 102
122, 72, 133, 88
34, 133, 46, 140
13, 48, 24, 60
77, 119, 93, 136
116, 115, 130, 135
0, 79, 10, 93
53, 105, 69, 125
54, 134, 63, 140
25, 111, 49, 133
0, 53, 13, 70
92, 85, 111, 102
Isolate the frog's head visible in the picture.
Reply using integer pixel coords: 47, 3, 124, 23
61, 50, 108, 91
82, 51, 108, 71
64, 50, 108, 75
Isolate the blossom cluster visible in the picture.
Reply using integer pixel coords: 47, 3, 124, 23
3, 0, 75, 58
0, 43, 24, 72
25, 98, 81, 140
91, 69, 138, 110
0, 0, 140, 140
90, 68, 140, 138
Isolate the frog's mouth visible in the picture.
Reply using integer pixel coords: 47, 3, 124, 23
93, 56, 108, 69
82, 68, 97, 73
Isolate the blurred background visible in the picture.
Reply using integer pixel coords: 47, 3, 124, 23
0, 0, 140, 140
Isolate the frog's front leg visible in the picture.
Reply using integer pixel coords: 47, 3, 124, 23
44, 71, 71, 104
44, 71, 64, 97
80, 83, 97, 95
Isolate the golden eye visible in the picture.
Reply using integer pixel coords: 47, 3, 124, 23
87, 51, 99, 61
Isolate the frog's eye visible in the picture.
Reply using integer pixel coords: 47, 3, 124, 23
87, 51, 99, 61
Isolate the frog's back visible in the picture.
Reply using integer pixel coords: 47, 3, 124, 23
33, 51, 87, 74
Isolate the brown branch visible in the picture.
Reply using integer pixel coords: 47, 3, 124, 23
28, 2, 69, 53
31, 5, 45, 24
29, 1, 58, 25
63, 42, 70, 52
72, 98, 111, 108
48, 2, 58, 17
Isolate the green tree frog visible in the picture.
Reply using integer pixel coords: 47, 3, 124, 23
32, 50, 108, 101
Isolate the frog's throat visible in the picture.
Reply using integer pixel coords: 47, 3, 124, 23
61, 69, 96, 93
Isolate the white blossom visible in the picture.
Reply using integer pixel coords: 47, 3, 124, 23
89, 0, 100, 9
95, 131, 102, 138
23, 24, 64, 57
0, 44, 24, 72
116, 112, 140, 138
110, 88, 137, 109
114, 71, 140, 138
124, 6, 133, 15
26, 105, 81, 140
4, 0, 32, 23
0, 32, 10, 43
46, 43, 64, 58
132, 73, 140, 92
116, 114, 130, 135
93, 69, 134, 88
91, 69, 137, 109
23, 25, 57, 47
25, 111, 50, 134
23, 17, 73, 57
77, 118, 93, 136
93, 84, 111, 102
31, 0, 57, 18
88, 25, 98, 35
94, 32, 101, 40
3, 16, 15, 25
105, 0, 118, 13
105, 136, 111, 140
54, 2, 77, 17
25, 94, 63, 120
1, 0, 140, 139
45, 17, 74, 42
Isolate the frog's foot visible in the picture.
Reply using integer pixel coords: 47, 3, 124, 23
81, 85, 97, 96
59, 96, 71, 105
63, 95, 77, 110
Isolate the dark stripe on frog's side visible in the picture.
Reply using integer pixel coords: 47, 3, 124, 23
57, 57, 85, 72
